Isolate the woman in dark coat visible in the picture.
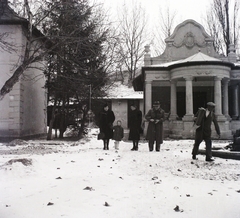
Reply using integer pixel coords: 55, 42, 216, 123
99, 103, 115, 150
145, 101, 165, 152
128, 104, 142, 151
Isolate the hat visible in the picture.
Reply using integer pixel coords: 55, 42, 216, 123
207, 102, 215, 107
103, 103, 109, 108
153, 101, 160, 106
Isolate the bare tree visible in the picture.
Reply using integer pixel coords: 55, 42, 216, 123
0, 0, 115, 101
151, 6, 177, 56
206, 0, 240, 56
0, 0, 55, 100
117, 0, 148, 86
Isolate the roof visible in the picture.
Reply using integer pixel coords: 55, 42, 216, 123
106, 82, 143, 99
143, 51, 233, 70
182, 52, 221, 62
0, 1, 27, 24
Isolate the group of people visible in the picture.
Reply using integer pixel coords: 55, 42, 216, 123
98, 101, 166, 152
98, 101, 221, 162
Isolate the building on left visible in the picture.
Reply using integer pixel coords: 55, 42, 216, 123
0, 1, 47, 140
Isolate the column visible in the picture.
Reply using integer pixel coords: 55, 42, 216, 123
222, 78, 230, 119
214, 76, 223, 115
145, 80, 152, 113
183, 76, 194, 120
170, 79, 178, 120
232, 84, 239, 119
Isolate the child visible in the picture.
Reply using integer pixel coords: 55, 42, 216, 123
112, 120, 124, 150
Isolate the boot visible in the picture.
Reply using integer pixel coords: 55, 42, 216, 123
156, 144, 160, 152
149, 141, 154, 151
135, 141, 139, 151
103, 140, 107, 150
131, 141, 136, 151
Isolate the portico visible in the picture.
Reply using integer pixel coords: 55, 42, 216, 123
134, 20, 240, 139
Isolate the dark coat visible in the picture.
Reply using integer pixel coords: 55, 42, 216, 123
99, 109, 115, 139
195, 110, 220, 141
113, 125, 124, 141
145, 108, 165, 143
128, 109, 142, 140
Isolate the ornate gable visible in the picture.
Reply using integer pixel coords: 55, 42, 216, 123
153, 20, 220, 64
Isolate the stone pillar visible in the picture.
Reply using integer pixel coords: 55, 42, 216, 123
222, 78, 230, 120
182, 76, 194, 138
144, 79, 152, 136
183, 76, 194, 120
232, 84, 239, 119
214, 76, 223, 115
145, 80, 152, 113
170, 79, 178, 120
214, 76, 227, 124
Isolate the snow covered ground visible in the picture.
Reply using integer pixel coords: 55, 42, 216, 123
0, 129, 240, 218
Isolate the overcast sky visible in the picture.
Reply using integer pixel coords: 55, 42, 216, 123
96, 0, 211, 25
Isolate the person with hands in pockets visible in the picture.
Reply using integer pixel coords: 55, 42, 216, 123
145, 101, 165, 152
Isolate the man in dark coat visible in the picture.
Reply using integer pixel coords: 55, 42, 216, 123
99, 103, 115, 150
128, 104, 142, 151
145, 101, 165, 152
192, 102, 221, 161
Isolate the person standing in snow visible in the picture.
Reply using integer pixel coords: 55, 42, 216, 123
128, 104, 142, 151
192, 102, 221, 161
112, 120, 124, 150
99, 103, 115, 150
145, 101, 165, 152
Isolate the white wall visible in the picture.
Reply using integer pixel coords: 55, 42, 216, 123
0, 24, 47, 138
112, 99, 128, 129
112, 99, 144, 129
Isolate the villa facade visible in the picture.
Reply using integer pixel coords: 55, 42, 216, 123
134, 20, 240, 139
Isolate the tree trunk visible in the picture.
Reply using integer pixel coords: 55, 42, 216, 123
59, 113, 66, 138
47, 104, 57, 140
0, 64, 27, 100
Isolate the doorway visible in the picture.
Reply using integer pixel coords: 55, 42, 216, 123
193, 92, 207, 114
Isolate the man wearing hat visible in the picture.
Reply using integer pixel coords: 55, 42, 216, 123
145, 101, 165, 152
192, 102, 221, 161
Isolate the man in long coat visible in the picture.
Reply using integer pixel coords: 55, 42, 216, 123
192, 102, 221, 161
128, 104, 142, 151
145, 101, 165, 152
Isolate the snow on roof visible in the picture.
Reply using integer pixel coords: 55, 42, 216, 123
106, 82, 143, 99
148, 60, 180, 67
145, 52, 223, 68
181, 52, 222, 62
